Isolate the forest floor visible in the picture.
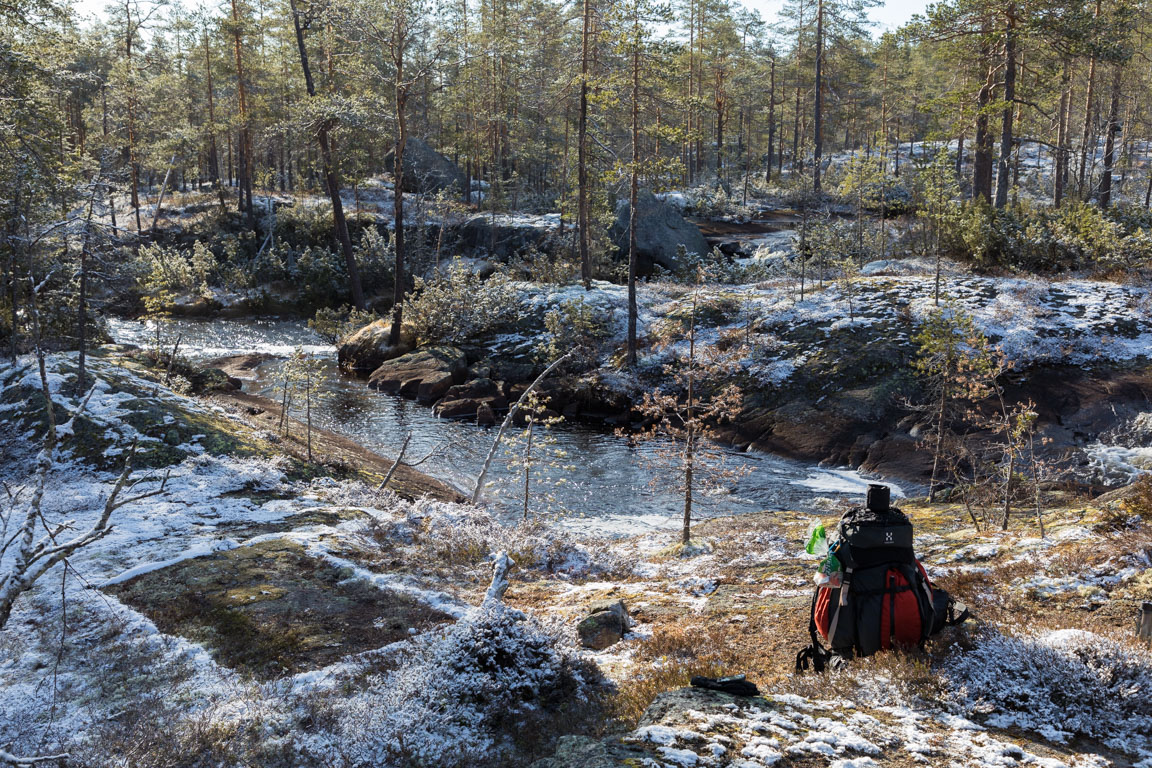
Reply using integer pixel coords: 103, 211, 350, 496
1, 347, 1151, 766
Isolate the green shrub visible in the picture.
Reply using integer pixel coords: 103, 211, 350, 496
273, 203, 337, 249
134, 242, 216, 294
295, 246, 348, 308
309, 305, 381, 343
403, 266, 521, 345
537, 297, 615, 372
353, 226, 396, 296
949, 199, 1152, 273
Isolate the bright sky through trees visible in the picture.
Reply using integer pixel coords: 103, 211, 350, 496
745, 0, 928, 32
68, 0, 929, 34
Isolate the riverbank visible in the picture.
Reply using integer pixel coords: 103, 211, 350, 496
334, 271, 1152, 490
208, 387, 465, 503
106, 319, 918, 529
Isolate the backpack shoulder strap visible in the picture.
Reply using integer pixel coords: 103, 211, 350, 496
945, 599, 970, 627
796, 587, 831, 673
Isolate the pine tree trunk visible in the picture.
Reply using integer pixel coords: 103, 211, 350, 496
813, 0, 824, 193
715, 83, 724, 180
766, 58, 776, 183
1078, 0, 1102, 198
627, 35, 640, 367
973, 58, 994, 202
577, 0, 592, 290
1099, 63, 1123, 209
994, 18, 1016, 209
124, 2, 142, 234
1054, 58, 1071, 207
289, 0, 365, 309
203, 27, 225, 208
231, 0, 254, 228
390, 37, 409, 345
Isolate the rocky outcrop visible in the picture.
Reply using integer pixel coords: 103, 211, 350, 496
383, 137, 466, 194
204, 353, 274, 381
453, 214, 553, 260
432, 377, 508, 420
337, 320, 415, 373
610, 189, 710, 274
530, 688, 768, 768
367, 346, 468, 403
577, 599, 630, 650
528, 735, 640, 768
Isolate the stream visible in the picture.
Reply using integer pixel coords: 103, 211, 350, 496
107, 316, 910, 535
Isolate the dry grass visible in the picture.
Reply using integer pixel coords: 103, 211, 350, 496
608, 623, 745, 726
584, 487, 1152, 739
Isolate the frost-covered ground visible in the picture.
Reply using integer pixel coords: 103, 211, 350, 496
617, 681, 1138, 768
500, 262, 1152, 452
3, 352, 1151, 767
519, 493, 1152, 768
510, 266, 1152, 382
0, 353, 609, 764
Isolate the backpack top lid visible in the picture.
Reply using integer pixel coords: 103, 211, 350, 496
838, 484, 915, 567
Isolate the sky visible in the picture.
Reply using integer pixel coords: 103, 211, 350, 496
70, 0, 931, 36
746, 0, 931, 34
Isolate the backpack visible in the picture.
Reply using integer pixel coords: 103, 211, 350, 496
795, 485, 969, 672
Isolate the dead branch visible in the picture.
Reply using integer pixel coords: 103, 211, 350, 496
471, 350, 575, 505
0, 746, 70, 766
377, 432, 411, 492
0, 439, 168, 631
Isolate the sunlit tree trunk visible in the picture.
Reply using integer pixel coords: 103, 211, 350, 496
577, 0, 593, 290
812, 0, 824, 193
1099, 63, 1124, 209
289, 0, 365, 309
994, 15, 1016, 209
1078, 0, 1102, 199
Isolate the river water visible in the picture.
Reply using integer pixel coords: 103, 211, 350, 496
107, 316, 909, 535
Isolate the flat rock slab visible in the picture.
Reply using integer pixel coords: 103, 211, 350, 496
367, 345, 467, 403
106, 538, 453, 680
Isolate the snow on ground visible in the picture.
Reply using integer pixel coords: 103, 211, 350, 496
3, 354, 1150, 766
507, 269, 1152, 400
105, 316, 334, 359
0, 355, 485, 761
620, 684, 1137, 768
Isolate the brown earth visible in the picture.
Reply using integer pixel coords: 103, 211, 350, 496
106, 538, 454, 680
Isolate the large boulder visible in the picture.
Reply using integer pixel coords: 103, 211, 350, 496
528, 736, 635, 768
337, 320, 415, 373
433, 377, 508, 420
367, 346, 468, 403
577, 599, 630, 650
610, 189, 710, 274
452, 214, 552, 260
383, 137, 466, 194
530, 688, 766, 767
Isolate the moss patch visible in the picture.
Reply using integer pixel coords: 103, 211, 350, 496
106, 538, 453, 680
210, 506, 369, 541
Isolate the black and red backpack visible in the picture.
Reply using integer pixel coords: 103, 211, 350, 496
796, 485, 969, 672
